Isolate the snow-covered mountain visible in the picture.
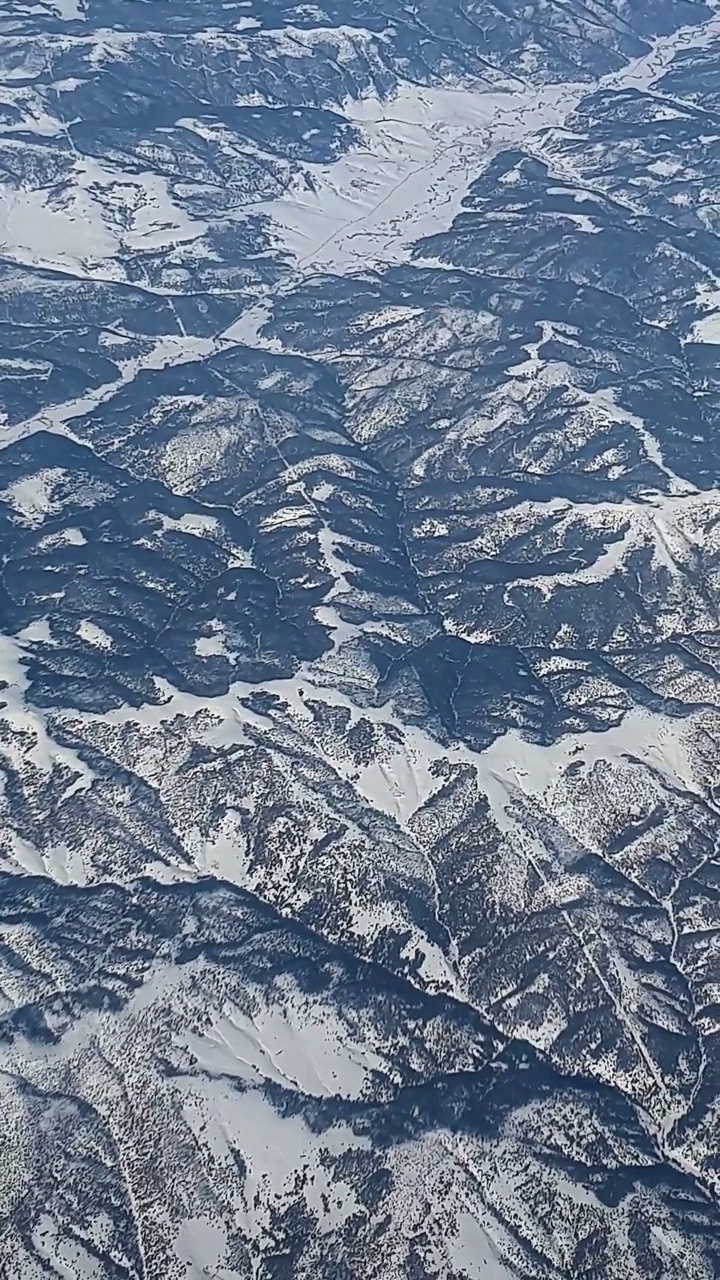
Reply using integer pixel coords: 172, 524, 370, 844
1, 0, 720, 1276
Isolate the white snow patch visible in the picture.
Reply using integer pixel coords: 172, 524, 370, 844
183, 988, 387, 1099
0, 469, 67, 526
258, 79, 589, 274
37, 527, 88, 550
0, 634, 95, 787
309, 480, 336, 502
47, 0, 88, 18
16, 618, 55, 645
688, 285, 720, 344
0, 180, 116, 263
152, 510, 221, 538
0, 156, 206, 276
355, 748, 443, 826
194, 621, 236, 659
194, 634, 226, 657
76, 620, 113, 650
178, 1073, 368, 1252
149, 510, 253, 567
692, 312, 720, 342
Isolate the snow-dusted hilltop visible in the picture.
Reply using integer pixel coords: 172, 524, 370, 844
1, 0, 720, 1276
